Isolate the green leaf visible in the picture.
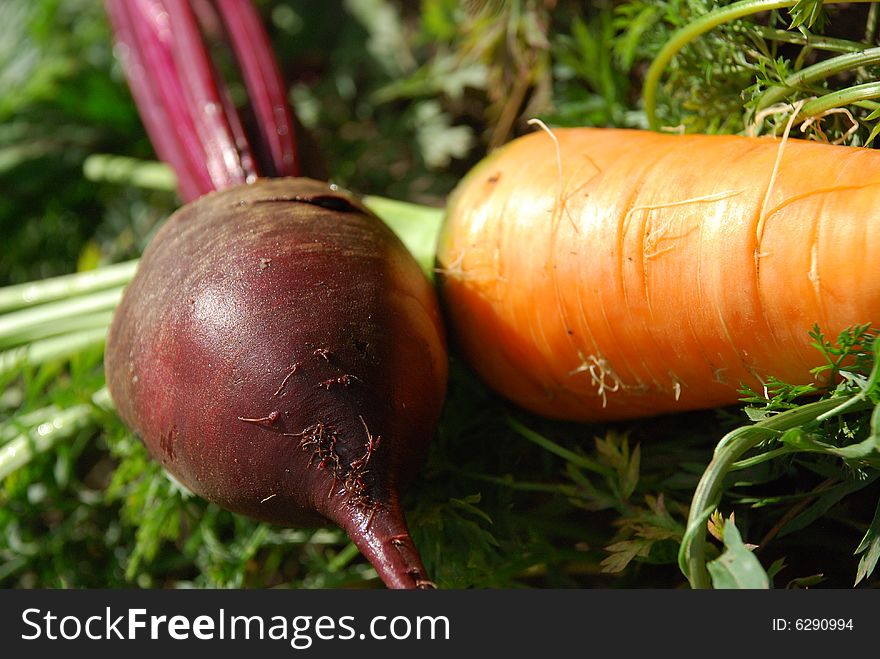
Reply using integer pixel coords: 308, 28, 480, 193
766, 556, 787, 579
622, 443, 641, 501
706, 519, 770, 589
601, 538, 651, 573
450, 494, 494, 526
854, 496, 880, 585
865, 117, 880, 147
786, 573, 825, 588
789, 0, 828, 32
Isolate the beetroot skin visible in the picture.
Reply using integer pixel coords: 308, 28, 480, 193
105, 178, 448, 588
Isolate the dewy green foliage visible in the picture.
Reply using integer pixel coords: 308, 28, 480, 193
1, 0, 880, 589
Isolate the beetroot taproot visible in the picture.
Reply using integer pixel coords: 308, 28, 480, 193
104, 177, 447, 589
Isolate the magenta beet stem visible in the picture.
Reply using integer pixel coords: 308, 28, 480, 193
105, 0, 300, 199
215, 0, 300, 178
162, 0, 250, 190
106, 0, 215, 200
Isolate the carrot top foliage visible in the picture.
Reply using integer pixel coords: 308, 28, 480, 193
1, 0, 878, 589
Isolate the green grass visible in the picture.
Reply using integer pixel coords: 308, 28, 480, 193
1, 0, 879, 590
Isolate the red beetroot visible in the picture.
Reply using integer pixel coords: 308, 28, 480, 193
104, 178, 448, 588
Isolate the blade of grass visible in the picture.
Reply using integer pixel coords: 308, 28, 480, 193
505, 415, 616, 478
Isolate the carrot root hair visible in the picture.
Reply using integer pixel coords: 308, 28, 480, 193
569, 352, 624, 408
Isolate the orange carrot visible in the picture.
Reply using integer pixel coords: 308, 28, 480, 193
436, 127, 880, 421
